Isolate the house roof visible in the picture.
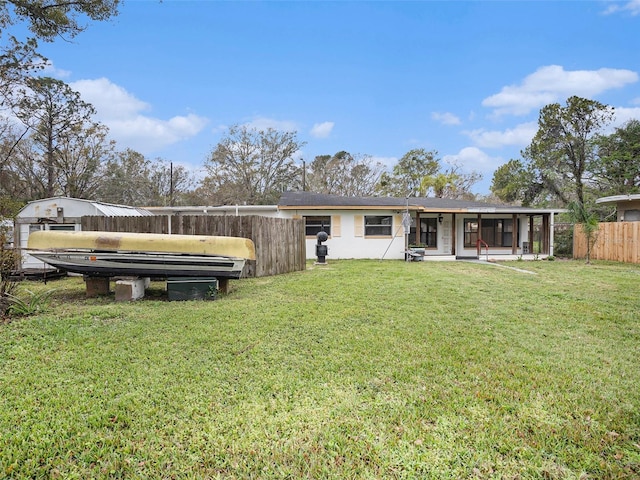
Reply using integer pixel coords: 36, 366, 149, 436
278, 191, 562, 214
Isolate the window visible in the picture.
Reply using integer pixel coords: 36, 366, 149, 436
464, 220, 478, 247
49, 224, 76, 231
420, 218, 438, 247
304, 216, 331, 237
624, 209, 640, 221
365, 215, 392, 237
464, 218, 513, 247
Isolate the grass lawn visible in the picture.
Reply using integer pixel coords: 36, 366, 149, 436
1, 259, 639, 479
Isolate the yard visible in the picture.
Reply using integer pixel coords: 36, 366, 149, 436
1, 260, 639, 478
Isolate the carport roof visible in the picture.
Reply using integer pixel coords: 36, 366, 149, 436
595, 194, 640, 205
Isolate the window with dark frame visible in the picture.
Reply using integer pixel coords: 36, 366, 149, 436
365, 215, 392, 236
464, 219, 479, 248
464, 218, 513, 247
304, 216, 331, 237
420, 218, 438, 247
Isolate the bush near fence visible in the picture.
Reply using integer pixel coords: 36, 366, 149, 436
574, 222, 640, 264
554, 223, 574, 257
81, 215, 306, 278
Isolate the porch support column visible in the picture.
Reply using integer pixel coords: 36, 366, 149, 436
415, 210, 421, 245
549, 212, 555, 256
542, 214, 550, 254
511, 214, 518, 254
529, 215, 535, 253
451, 213, 456, 256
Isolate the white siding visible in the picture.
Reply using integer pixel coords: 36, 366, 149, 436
282, 209, 407, 260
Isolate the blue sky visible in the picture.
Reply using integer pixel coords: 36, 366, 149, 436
37, 0, 640, 196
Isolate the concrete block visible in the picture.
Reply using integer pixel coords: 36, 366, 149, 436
115, 278, 146, 301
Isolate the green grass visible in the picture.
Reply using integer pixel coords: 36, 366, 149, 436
1, 260, 639, 479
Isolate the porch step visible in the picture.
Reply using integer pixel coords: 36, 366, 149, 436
455, 256, 479, 260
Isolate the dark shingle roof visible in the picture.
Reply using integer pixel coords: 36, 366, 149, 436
278, 191, 562, 214
279, 191, 407, 207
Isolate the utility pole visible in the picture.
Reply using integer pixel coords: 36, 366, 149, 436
169, 161, 174, 207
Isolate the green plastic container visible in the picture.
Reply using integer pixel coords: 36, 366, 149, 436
167, 277, 218, 301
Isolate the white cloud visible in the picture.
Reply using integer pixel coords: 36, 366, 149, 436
482, 65, 638, 116
612, 106, 640, 126
431, 112, 461, 126
243, 116, 298, 132
310, 121, 334, 138
103, 113, 208, 152
464, 122, 537, 149
72, 78, 149, 119
603, 0, 640, 15
443, 147, 503, 176
69, 77, 208, 153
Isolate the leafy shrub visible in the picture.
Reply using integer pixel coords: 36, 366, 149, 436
554, 225, 573, 257
0, 224, 19, 318
6, 289, 56, 317
0, 275, 17, 319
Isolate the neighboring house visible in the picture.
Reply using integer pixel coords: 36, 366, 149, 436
277, 192, 562, 260
16, 197, 153, 271
595, 194, 640, 222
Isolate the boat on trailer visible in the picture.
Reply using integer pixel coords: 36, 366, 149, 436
27, 230, 256, 279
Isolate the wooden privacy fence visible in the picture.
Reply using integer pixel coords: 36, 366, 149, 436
81, 215, 306, 278
574, 222, 640, 264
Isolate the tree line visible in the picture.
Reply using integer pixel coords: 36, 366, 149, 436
0, 68, 484, 211
0, 2, 484, 217
1, 1, 638, 222
1, 91, 483, 213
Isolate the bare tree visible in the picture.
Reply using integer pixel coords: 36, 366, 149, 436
306, 151, 384, 196
203, 125, 305, 205
96, 150, 197, 207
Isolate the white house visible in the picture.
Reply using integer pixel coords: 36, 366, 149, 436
277, 192, 562, 261
15, 194, 562, 271
142, 192, 562, 261
16, 197, 152, 271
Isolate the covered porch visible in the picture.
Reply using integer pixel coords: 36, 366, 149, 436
407, 208, 556, 260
